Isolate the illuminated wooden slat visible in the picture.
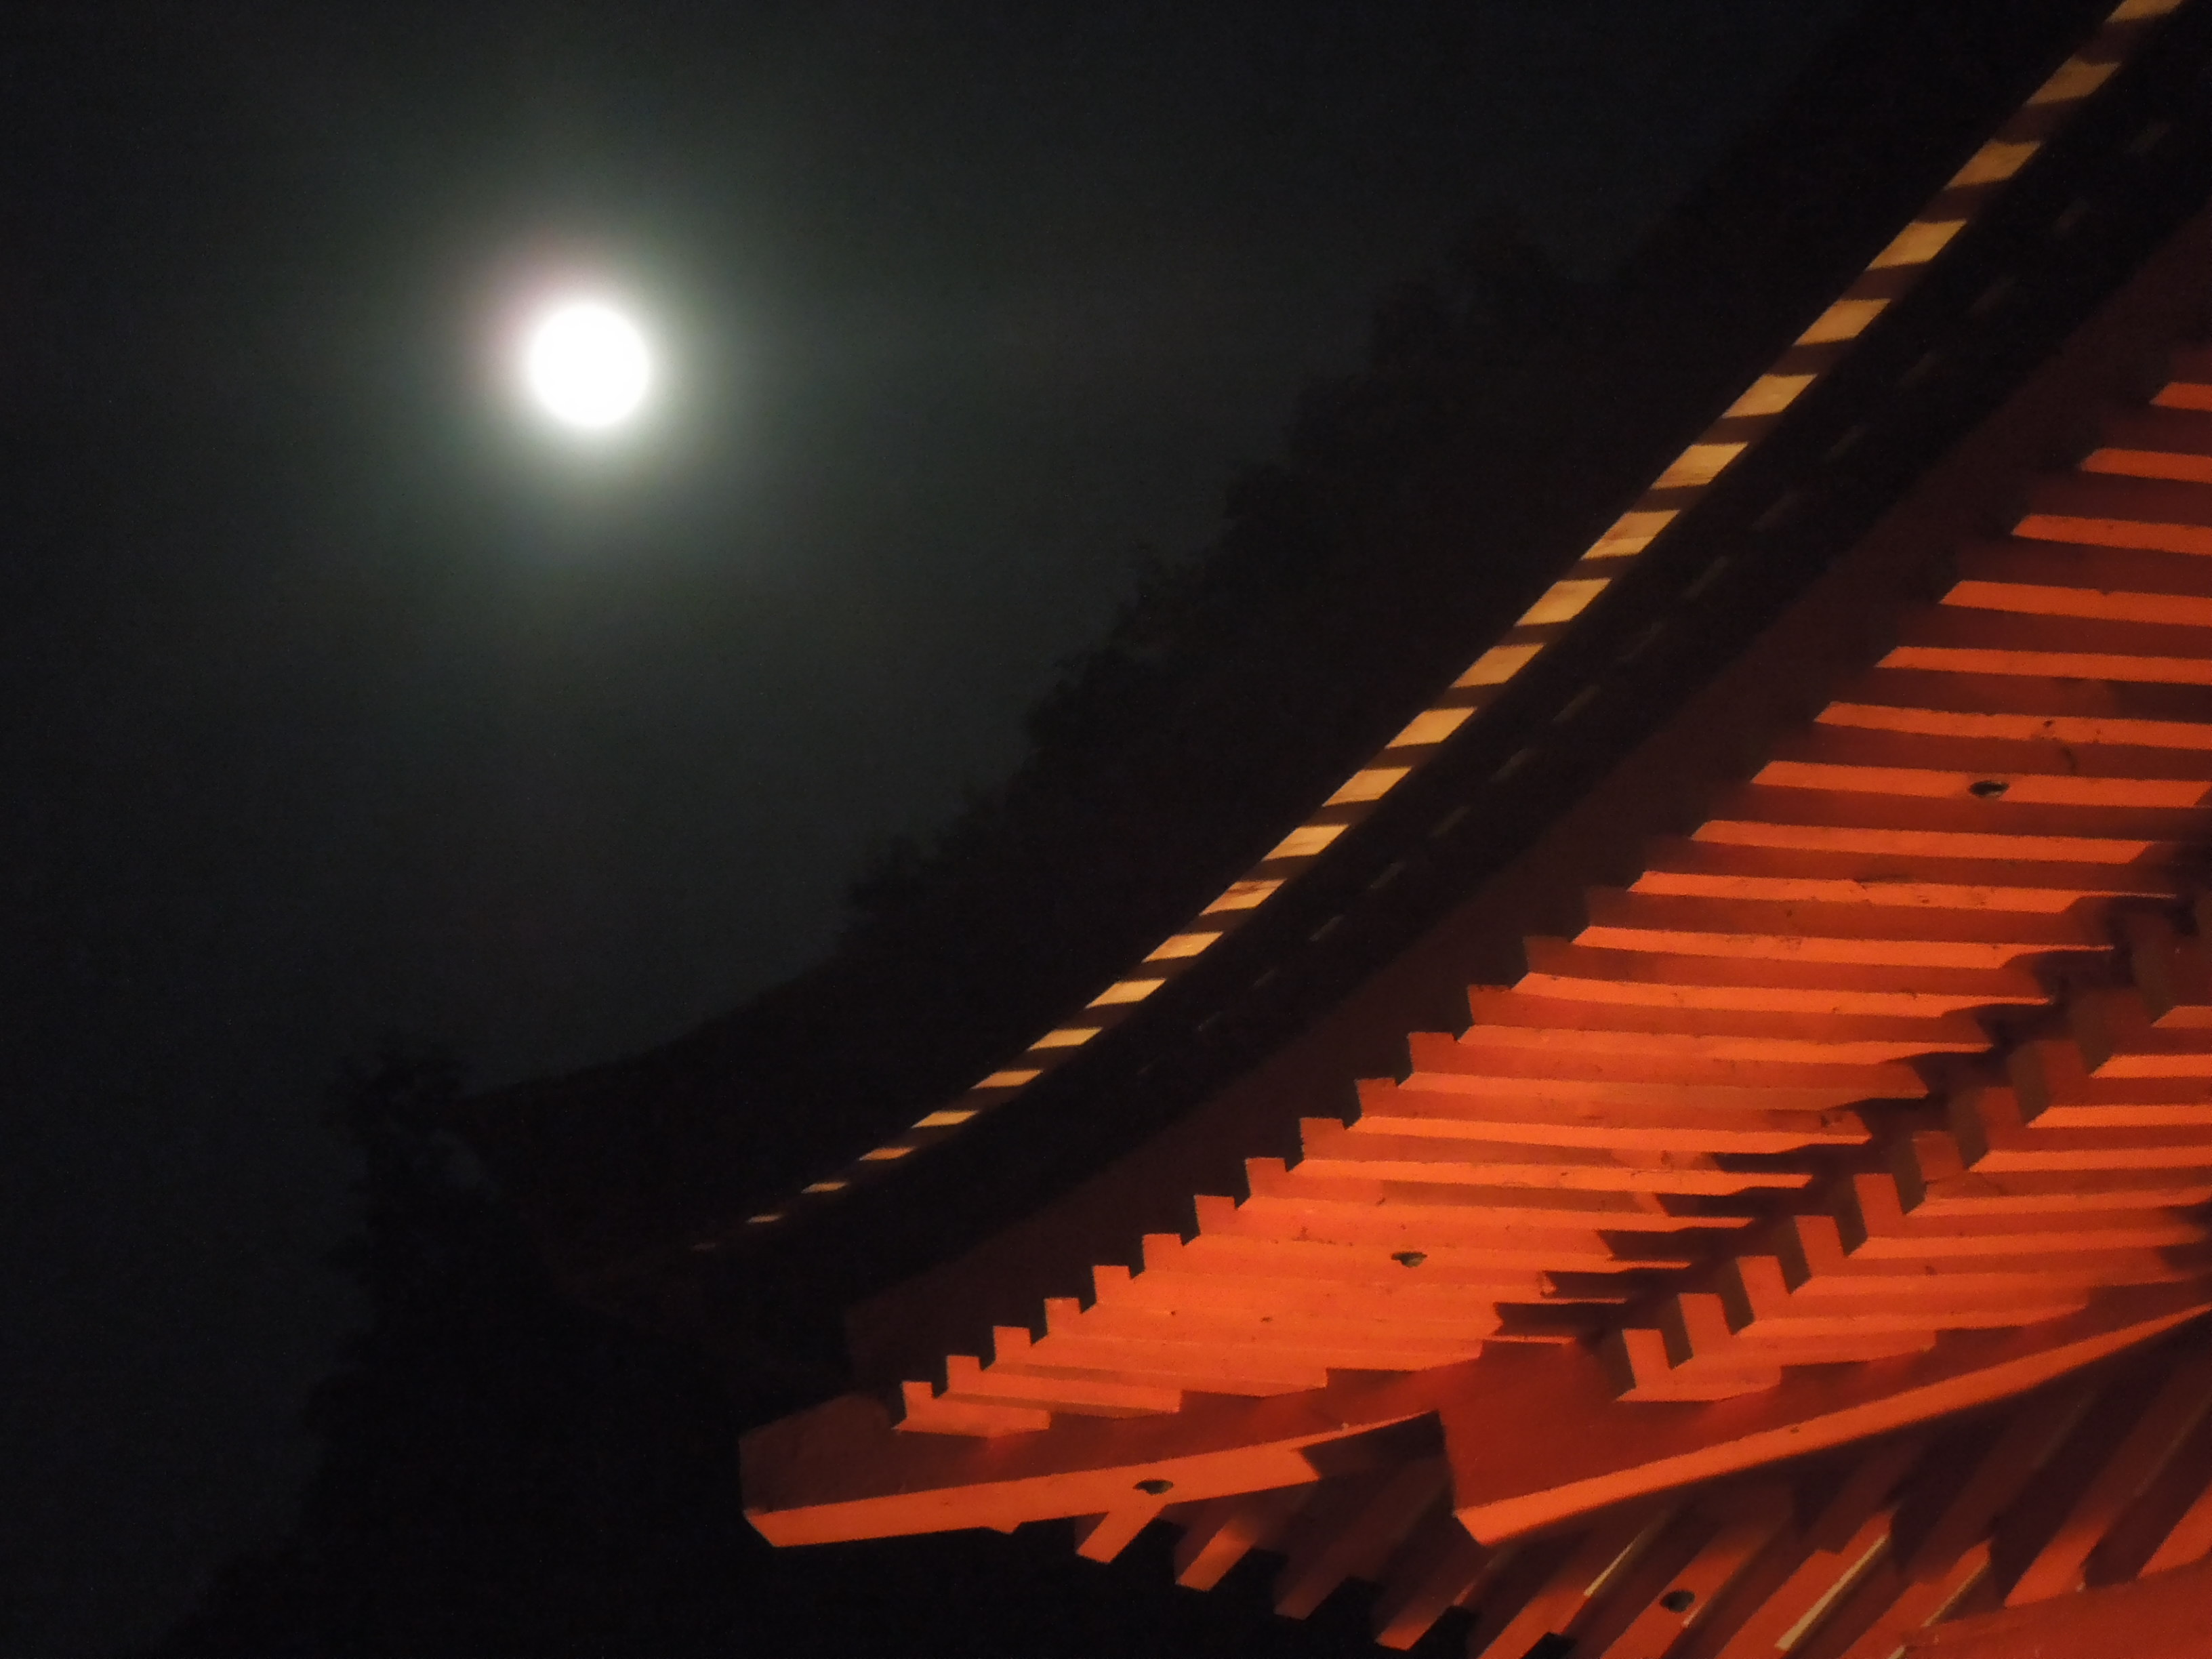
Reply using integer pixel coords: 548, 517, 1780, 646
1902, 1557, 2212, 1659
1297, 1122, 1811, 1196
2084, 406, 2212, 485
1368, 1511, 1494, 1648
1779, 1211, 2196, 1295
1023, 1300, 1334, 1393
1694, 817, 2171, 869
1891, 1376, 2102, 1579
2123, 913, 2212, 1027
1683, 1437, 1929, 1659
1897, 1130, 2212, 1213
1057, 1299, 1490, 1374
1120, 1248, 1536, 1317
1168, 1216, 1609, 1284
1371, 1080, 1877, 1143
2018, 473, 2212, 556
1633, 837, 2165, 910
1715, 781, 2207, 846
1957, 537, 2212, 606
2137, 1452, 2212, 1575
940, 1351, 1182, 1418
1719, 1252, 2087, 1336
1579, 1489, 1791, 1659
1087, 1265, 1506, 1344
1997, 1354, 2212, 1605
1467, 1508, 1671, 1659
1946, 580, 2212, 630
2085, 1407, 2212, 1585
1243, 1158, 1743, 1233
1823, 666, 2212, 749
1353, 1106, 1858, 1168
1954, 1105, 2212, 1174
2072, 987, 2212, 1075
1708, 1512, 1896, 1659
1170, 1485, 1308, 1589
1463, 987, 1992, 1061
1777, 719, 2212, 792
1566, 1509, 1725, 1656
1605, 1300, 1907, 1402
1272, 1457, 1450, 1618
1072, 1494, 1170, 1562
1412, 1029, 1924, 1097
1805, 1538, 1990, 1659
1838, 1169, 2209, 1258
1890, 607, 2212, 685
2013, 1039, 2212, 1127
1194, 1193, 1690, 1271
1982, 1368, 2172, 1603
1578, 889, 2099, 966
895, 1378, 1049, 1437
1521, 938, 2045, 1017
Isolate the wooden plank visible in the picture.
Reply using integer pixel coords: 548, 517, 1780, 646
1838, 1169, 2209, 1257
1635, 836, 2171, 909
2014, 1037, 2212, 1124
1681, 1437, 1927, 1659
1998, 1352, 2212, 1605
1719, 1251, 2086, 1334
1407, 1032, 1921, 1099
1072, 1493, 1170, 1562
1463, 987, 1991, 1059
1195, 1193, 1684, 1271
941, 1351, 1181, 1418
1271, 1456, 1449, 1618
1809, 1540, 1990, 1659
1890, 1377, 2101, 1580
1521, 939, 2044, 1017
1448, 1287, 2212, 1541
1780, 1210, 2197, 1293
1701, 1510, 1893, 1659
1244, 1160, 1744, 1232
1961, 533, 2212, 600
2018, 472, 2212, 555
2085, 1406, 2212, 1585
1360, 1080, 1871, 1156
1368, 1507, 1493, 1650
895, 1378, 1050, 1437
1711, 781, 2209, 847
1467, 1507, 1671, 1659
1897, 1131, 2212, 1212
2072, 987, 2212, 1076
1823, 665, 2212, 748
1584, 1495, 1787, 1659
1578, 890, 2097, 968
1891, 611, 2212, 685
1954, 1084, 2212, 1170
1170, 1485, 1308, 1589
1902, 1555, 2212, 1659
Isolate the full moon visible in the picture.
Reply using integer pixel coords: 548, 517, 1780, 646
519, 298, 653, 430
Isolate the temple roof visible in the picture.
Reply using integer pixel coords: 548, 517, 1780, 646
467, 1, 2212, 1651
727, 3, 2212, 1652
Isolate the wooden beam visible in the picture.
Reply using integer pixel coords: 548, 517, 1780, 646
1902, 1553, 2212, 1658
1465, 985, 1991, 1060
1443, 1287, 2212, 1542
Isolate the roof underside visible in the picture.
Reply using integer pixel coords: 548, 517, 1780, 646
741, 6, 2212, 1654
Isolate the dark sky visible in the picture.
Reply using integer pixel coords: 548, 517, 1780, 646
3, 3, 1858, 1652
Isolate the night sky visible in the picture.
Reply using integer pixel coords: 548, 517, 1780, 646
5, 4, 1859, 1652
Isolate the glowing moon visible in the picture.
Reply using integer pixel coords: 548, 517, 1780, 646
520, 298, 653, 430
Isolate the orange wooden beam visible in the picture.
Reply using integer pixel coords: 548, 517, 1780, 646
1445, 1287, 2211, 1542
1902, 1553, 2212, 1659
